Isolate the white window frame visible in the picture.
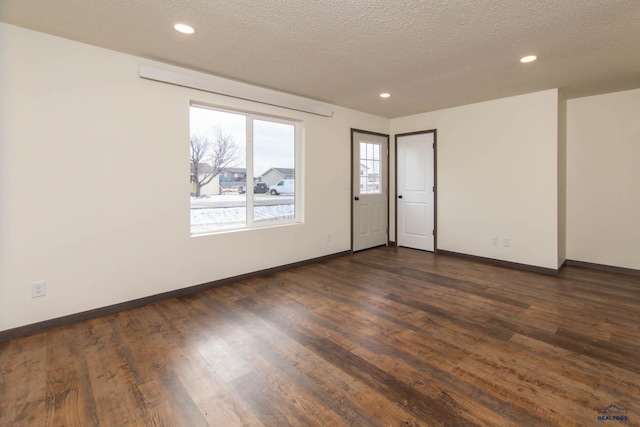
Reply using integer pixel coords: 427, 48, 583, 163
190, 102, 304, 235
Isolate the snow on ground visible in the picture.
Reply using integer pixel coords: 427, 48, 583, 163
190, 203, 295, 234
190, 194, 293, 208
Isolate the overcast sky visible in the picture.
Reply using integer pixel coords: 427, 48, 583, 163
190, 106, 294, 177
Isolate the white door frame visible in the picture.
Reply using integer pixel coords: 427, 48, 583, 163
351, 129, 389, 252
395, 129, 437, 251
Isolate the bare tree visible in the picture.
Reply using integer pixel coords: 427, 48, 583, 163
190, 127, 241, 197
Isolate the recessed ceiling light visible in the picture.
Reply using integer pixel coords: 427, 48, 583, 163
380, 93, 391, 98
520, 55, 537, 63
174, 23, 195, 34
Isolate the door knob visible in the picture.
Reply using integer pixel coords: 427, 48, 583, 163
398, 195, 403, 199
354, 196, 359, 201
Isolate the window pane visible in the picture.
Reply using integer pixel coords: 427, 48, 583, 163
360, 143, 369, 194
253, 119, 295, 223
359, 142, 381, 194
190, 106, 246, 234
190, 106, 301, 235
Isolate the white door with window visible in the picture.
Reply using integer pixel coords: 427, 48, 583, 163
352, 131, 388, 251
397, 131, 435, 251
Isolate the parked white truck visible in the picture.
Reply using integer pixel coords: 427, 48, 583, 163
269, 179, 295, 195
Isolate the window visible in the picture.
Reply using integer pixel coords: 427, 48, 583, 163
359, 141, 381, 194
189, 105, 301, 235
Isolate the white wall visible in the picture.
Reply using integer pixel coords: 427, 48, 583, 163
391, 90, 560, 270
0, 23, 389, 331
567, 89, 640, 270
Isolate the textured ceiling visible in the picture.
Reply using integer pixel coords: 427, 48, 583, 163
1, 0, 640, 118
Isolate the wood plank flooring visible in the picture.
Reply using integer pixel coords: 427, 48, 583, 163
1, 247, 639, 426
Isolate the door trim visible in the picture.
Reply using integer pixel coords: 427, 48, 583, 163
351, 128, 390, 252
394, 129, 437, 252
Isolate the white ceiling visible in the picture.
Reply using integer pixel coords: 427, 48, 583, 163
1, 0, 639, 118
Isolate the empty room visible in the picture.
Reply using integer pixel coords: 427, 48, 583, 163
1, 1, 639, 426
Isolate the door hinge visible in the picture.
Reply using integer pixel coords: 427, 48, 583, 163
433, 186, 435, 192
432, 230, 435, 236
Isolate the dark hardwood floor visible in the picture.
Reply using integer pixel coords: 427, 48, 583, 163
1, 247, 639, 426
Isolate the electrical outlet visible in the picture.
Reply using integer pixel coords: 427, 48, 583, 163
503, 238, 510, 247
32, 281, 46, 298
326, 234, 332, 243
491, 236, 498, 246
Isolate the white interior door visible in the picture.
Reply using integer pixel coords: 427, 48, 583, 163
352, 131, 388, 252
397, 131, 435, 251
